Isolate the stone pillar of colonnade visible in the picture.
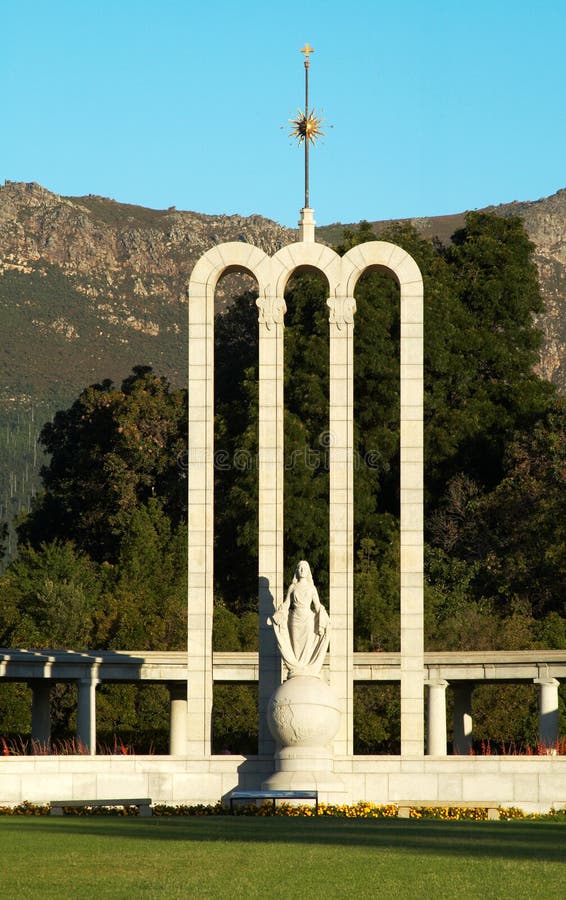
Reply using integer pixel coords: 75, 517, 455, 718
426, 679, 448, 756
257, 292, 286, 756
77, 674, 98, 754
31, 681, 52, 747
535, 677, 560, 748
169, 683, 189, 755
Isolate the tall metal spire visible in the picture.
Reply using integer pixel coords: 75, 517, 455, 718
289, 43, 324, 212
302, 43, 313, 208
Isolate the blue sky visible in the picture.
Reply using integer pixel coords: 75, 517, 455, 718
2, 0, 565, 227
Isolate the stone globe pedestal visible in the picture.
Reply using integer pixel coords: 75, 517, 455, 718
262, 675, 344, 792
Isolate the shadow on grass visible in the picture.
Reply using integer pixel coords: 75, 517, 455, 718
2, 817, 565, 863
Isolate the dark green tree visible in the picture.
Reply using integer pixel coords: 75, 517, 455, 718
212, 214, 559, 635
0, 540, 102, 648
441, 211, 554, 487
93, 498, 187, 650
213, 291, 259, 611
354, 533, 400, 652
19, 367, 187, 563
354, 683, 400, 754
430, 401, 566, 620
213, 274, 333, 608
283, 272, 330, 589
0, 522, 7, 562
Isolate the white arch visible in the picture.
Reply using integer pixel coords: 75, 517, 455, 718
187, 240, 270, 757
340, 240, 423, 297
270, 242, 342, 299
188, 241, 271, 299
340, 239, 424, 757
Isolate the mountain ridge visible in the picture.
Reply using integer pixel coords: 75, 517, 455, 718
318, 188, 566, 388
2, 178, 565, 401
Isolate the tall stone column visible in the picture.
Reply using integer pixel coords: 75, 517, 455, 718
535, 678, 560, 748
426, 679, 448, 756
187, 280, 214, 756
77, 675, 98, 754
327, 295, 356, 756
188, 242, 271, 759
453, 684, 474, 755
30, 681, 51, 748
169, 682, 189, 756
257, 294, 286, 755
399, 274, 425, 756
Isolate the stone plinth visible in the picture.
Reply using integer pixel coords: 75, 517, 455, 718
262, 676, 344, 791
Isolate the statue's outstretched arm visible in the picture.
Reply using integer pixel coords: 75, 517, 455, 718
270, 586, 291, 628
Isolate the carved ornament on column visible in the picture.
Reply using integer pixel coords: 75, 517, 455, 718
256, 295, 287, 329
327, 295, 356, 329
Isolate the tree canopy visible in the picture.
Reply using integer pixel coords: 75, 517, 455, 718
18, 366, 187, 563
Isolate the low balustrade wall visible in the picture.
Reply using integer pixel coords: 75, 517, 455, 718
1, 754, 565, 814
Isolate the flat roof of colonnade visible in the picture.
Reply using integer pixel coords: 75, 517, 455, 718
0, 649, 565, 683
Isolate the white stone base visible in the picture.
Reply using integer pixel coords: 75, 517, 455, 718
262, 747, 346, 795
1, 755, 566, 813
264, 675, 342, 792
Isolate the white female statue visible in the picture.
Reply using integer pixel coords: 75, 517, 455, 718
269, 560, 330, 678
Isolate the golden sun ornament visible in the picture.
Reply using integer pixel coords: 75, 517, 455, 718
289, 108, 325, 146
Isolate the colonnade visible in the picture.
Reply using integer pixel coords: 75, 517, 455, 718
10, 670, 561, 756
26, 678, 187, 754
426, 678, 561, 755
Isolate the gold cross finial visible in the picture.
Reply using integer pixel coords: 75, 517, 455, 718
300, 43, 314, 60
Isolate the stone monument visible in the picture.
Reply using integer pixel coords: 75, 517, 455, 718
263, 561, 341, 789
187, 44, 425, 780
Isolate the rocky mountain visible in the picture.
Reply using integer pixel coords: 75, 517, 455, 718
321, 189, 566, 390
0, 181, 292, 400
0, 179, 565, 557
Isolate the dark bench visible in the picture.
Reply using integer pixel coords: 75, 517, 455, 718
396, 801, 500, 820
50, 798, 152, 817
229, 790, 318, 814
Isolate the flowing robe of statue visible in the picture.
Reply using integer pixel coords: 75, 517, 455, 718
268, 560, 330, 678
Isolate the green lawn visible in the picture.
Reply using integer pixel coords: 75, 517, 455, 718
2, 816, 565, 899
